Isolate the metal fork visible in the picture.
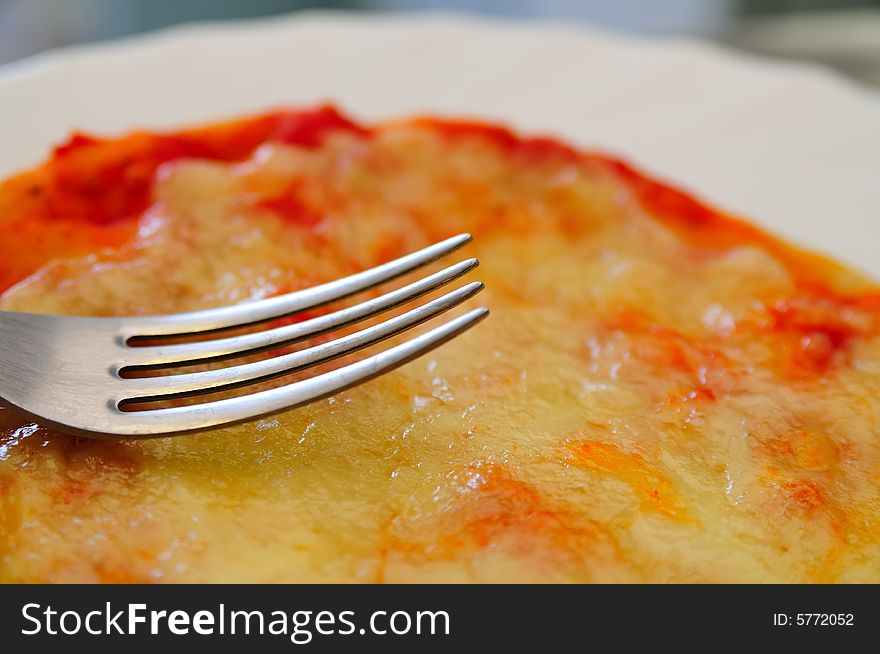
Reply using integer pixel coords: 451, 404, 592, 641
0, 234, 487, 438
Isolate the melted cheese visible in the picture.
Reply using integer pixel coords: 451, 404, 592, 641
1, 108, 879, 582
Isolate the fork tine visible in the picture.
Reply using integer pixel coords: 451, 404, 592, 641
112, 308, 489, 435
118, 282, 483, 404
121, 233, 473, 339
121, 258, 479, 369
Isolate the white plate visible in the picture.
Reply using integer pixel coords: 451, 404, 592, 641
1, 11, 878, 278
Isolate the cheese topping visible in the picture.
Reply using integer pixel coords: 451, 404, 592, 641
1, 107, 879, 582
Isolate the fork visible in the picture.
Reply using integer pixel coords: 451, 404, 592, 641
0, 234, 487, 438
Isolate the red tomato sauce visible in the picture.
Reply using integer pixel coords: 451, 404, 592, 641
0, 105, 366, 291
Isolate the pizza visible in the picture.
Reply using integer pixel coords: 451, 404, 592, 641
1, 106, 879, 583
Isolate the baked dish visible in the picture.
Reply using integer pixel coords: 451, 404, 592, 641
1, 106, 879, 583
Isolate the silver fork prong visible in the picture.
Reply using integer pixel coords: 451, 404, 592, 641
121, 233, 473, 339
0, 234, 489, 438
109, 308, 489, 436
118, 282, 484, 404
121, 258, 479, 369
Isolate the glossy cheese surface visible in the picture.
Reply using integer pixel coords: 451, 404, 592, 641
1, 107, 879, 583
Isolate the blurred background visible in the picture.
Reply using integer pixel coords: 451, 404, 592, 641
1, 0, 879, 88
